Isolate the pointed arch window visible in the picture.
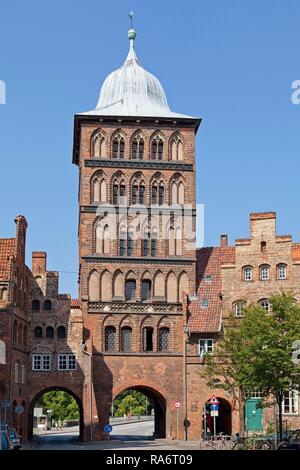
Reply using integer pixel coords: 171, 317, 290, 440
112, 134, 125, 159
141, 280, 152, 301
112, 181, 126, 205
171, 135, 183, 161
159, 185, 164, 205
121, 327, 132, 352
152, 185, 158, 204
93, 133, 105, 157
152, 136, 164, 160
132, 136, 144, 160
32, 300, 40, 312
159, 327, 169, 351
44, 300, 52, 311
105, 326, 116, 351
125, 280, 136, 301
143, 327, 153, 351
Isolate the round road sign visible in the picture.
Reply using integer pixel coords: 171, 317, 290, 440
15, 405, 24, 414
174, 400, 181, 409
104, 424, 112, 433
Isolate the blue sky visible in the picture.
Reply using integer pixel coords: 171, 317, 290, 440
0, 0, 299, 297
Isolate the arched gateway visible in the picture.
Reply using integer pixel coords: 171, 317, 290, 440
28, 387, 84, 441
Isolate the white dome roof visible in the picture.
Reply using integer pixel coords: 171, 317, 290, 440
80, 32, 196, 119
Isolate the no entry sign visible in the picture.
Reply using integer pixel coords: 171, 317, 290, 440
174, 400, 181, 409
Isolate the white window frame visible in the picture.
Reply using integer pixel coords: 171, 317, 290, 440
32, 354, 51, 371
278, 264, 287, 280
243, 267, 252, 281
282, 390, 299, 415
259, 300, 270, 312
199, 339, 214, 357
201, 299, 208, 308
235, 301, 246, 318
58, 354, 77, 371
260, 265, 270, 281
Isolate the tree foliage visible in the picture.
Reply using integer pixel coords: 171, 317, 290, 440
37, 391, 80, 423
202, 293, 300, 438
113, 390, 150, 417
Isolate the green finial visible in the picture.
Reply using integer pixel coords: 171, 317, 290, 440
128, 11, 136, 41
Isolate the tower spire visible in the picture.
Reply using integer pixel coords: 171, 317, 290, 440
127, 11, 136, 49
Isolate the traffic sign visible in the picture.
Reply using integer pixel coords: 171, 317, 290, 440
211, 410, 219, 417
15, 405, 24, 415
208, 396, 220, 405
1, 400, 11, 409
174, 400, 181, 409
210, 403, 219, 411
104, 424, 112, 433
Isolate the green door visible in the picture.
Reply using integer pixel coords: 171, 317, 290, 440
245, 399, 263, 432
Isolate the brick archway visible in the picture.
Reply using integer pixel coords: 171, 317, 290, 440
113, 385, 166, 439
28, 387, 84, 441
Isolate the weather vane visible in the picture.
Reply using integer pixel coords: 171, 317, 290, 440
128, 11, 134, 29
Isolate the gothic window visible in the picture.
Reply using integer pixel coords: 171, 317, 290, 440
101, 271, 112, 301
112, 134, 125, 159
127, 231, 134, 256
88, 271, 100, 301
132, 185, 138, 204
44, 300, 52, 311
121, 327, 132, 352
151, 136, 163, 160
132, 136, 144, 160
103, 225, 110, 254
93, 132, 105, 157
169, 227, 175, 256
170, 135, 183, 161
46, 326, 54, 339
178, 272, 189, 301
278, 264, 287, 280
178, 182, 184, 204
143, 327, 153, 351
139, 185, 145, 204
105, 326, 116, 351
125, 280, 136, 301
171, 181, 177, 204
112, 181, 126, 205
32, 300, 40, 311
166, 272, 177, 303
151, 236, 157, 257
154, 271, 165, 298
141, 280, 152, 301
159, 185, 164, 205
151, 185, 158, 204
34, 326, 43, 338
58, 326, 66, 339
159, 328, 169, 351
142, 235, 149, 256
113, 271, 124, 298
119, 231, 126, 256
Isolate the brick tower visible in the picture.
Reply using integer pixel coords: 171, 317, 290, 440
72, 24, 201, 440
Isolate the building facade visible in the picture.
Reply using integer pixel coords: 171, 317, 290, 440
1, 26, 300, 444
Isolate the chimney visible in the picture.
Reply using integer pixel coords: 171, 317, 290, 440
220, 234, 228, 248
32, 252, 47, 275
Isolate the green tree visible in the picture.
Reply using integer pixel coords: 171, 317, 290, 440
37, 391, 79, 424
113, 390, 149, 417
203, 293, 300, 440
